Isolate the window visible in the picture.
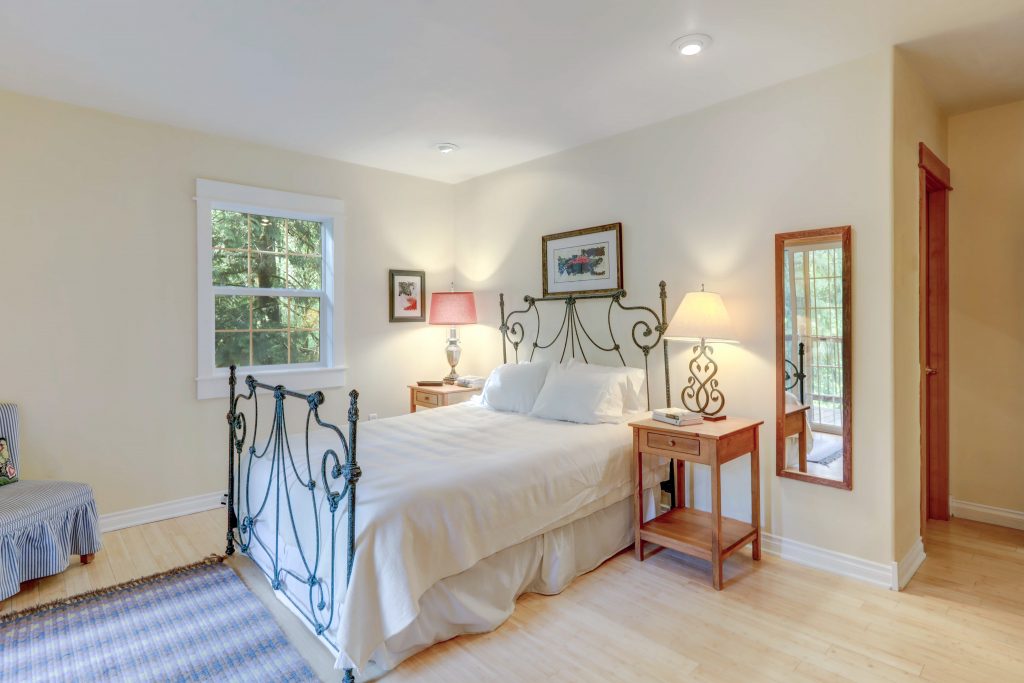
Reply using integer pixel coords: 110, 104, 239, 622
195, 180, 344, 399
784, 241, 844, 433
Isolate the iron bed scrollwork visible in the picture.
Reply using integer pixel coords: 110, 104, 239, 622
499, 281, 673, 410
225, 365, 360, 683
784, 341, 807, 404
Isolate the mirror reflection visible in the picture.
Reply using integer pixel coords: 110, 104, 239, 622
775, 226, 852, 489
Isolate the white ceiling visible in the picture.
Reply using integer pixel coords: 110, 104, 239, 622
899, 12, 1024, 115
2, 1, 1024, 183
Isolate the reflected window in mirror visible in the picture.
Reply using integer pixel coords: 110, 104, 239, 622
775, 226, 852, 490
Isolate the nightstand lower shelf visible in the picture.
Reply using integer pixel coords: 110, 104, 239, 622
639, 508, 757, 562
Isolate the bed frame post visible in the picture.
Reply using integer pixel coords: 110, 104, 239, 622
660, 281, 671, 408
342, 389, 361, 683
225, 365, 237, 556
499, 292, 507, 364
797, 341, 806, 405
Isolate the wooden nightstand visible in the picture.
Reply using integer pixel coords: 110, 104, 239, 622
408, 384, 481, 412
630, 416, 764, 590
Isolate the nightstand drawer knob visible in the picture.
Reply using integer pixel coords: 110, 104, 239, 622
668, 439, 676, 447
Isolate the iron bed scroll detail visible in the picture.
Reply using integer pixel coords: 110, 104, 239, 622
784, 341, 807, 404
498, 281, 672, 410
226, 366, 360, 683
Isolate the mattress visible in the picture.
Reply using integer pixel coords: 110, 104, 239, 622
237, 400, 665, 673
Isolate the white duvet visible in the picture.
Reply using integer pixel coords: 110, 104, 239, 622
240, 400, 658, 673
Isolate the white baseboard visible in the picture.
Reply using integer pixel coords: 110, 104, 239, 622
895, 536, 926, 590
950, 498, 1024, 531
762, 532, 894, 590
100, 491, 224, 533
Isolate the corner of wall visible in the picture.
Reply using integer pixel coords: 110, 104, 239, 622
890, 48, 949, 563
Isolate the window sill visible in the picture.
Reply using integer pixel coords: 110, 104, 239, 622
196, 366, 347, 400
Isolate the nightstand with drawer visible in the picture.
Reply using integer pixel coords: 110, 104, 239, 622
630, 417, 763, 590
408, 384, 482, 412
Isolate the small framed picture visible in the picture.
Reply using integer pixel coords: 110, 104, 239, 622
542, 223, 623, 297
389, 270, 426, 322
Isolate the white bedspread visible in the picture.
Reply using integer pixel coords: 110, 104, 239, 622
241, 401, 657, 673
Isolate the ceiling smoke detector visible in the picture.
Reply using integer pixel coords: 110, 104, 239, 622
672, 34, 712, 57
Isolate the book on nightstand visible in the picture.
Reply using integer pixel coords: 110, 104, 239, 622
652, 408, 703, 427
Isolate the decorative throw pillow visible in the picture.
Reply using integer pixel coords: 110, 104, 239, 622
0, 438, 17, 486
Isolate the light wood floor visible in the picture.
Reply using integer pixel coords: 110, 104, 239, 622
3, 511, 1022, 682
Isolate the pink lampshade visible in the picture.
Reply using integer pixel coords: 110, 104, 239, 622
428, 291, 478, 325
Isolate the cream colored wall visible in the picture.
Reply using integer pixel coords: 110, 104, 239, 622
455, 53, 898, 564
891, 50, 947, 560
948, 100, 1024, 514
0, 89, 455, 514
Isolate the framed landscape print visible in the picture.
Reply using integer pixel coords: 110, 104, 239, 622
542, 222, 623, 297
389, 269, 425, 322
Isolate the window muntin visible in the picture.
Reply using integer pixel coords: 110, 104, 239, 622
210, 209, 326, 369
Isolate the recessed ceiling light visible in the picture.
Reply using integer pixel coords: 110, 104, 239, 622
435, 142, 460, 154
672, 34, 712, 57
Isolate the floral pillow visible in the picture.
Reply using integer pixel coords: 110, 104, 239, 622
0, 438, 17, 486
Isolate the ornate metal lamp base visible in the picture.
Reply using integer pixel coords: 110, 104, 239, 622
680, 337, 727, 419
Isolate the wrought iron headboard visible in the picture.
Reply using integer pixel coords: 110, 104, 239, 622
225, 366, 361, 683
499, 281, 672, 410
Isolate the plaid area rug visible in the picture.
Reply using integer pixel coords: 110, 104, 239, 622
0, 556, 316, 682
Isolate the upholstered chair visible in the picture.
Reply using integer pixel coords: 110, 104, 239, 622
0, 403, 102, 599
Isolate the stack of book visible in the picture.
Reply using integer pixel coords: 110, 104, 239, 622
652, 408, 703, 427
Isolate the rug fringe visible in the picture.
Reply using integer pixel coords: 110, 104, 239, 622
1, 554, 227, 625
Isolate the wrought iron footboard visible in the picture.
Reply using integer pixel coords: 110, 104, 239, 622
225, 366, 360, 683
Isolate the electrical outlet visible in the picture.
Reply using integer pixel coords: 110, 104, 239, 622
368, 413, 378, 421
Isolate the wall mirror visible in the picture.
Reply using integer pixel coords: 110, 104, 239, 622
775, 226, 852, 489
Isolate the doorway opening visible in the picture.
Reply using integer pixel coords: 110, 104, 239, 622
919, 142, 952, 527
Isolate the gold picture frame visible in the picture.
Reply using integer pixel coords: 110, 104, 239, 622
541, 223, 623, 297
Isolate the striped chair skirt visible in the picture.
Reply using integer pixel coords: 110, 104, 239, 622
0, 480, 102, 600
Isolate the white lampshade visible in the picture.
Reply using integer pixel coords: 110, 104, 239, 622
665, 289, 738, 343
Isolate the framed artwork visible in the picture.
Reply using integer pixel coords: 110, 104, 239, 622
541, 222, 623, 297
389, 269, 426, 322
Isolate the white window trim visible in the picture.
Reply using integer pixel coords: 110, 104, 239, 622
195, 179, 346, 400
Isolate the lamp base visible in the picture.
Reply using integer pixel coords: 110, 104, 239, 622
680, 337, 727, 419
443, 328, 461, 384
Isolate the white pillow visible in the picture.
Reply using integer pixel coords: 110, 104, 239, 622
481, 361, 551, 414
530, 363, 626, 424
566, 359, 647, 413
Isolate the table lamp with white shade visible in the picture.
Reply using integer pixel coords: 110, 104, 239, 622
664, 284, 738, 420
428, 287, 478, 384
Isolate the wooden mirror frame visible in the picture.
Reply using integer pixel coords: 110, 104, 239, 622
774, 226, 853, 490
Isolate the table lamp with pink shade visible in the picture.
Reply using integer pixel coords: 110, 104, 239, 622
428, 287, 478, 384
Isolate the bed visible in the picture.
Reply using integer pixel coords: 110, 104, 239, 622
225, 283, 673, 681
